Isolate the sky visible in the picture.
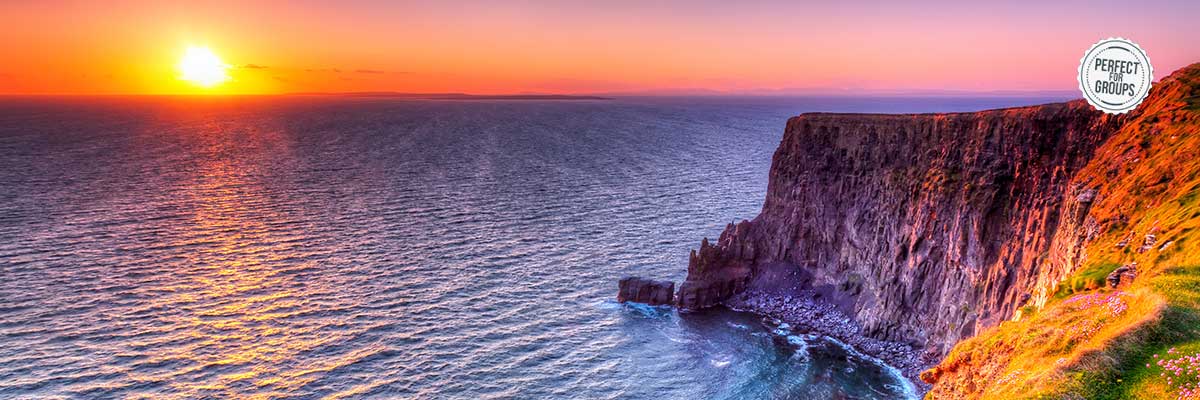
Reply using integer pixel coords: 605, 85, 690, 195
1, 0, 1198, 95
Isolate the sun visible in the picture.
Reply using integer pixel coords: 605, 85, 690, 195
178, 46, 230, 88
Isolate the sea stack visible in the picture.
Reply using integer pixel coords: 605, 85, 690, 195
617, 277, 675, 306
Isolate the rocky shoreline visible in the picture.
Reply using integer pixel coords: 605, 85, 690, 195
723, 290, 933, 391
617, 274, 932, 390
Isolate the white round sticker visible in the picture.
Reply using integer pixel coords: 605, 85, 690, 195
1078, 38, 1153, 114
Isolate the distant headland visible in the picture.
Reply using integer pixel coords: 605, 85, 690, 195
290, 92, 611, 100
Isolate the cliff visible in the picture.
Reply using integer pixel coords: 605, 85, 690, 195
680, 94, 1121, 355
679, 63, 1200, 397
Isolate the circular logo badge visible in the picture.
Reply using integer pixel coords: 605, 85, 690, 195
1078, 38, 1153, 114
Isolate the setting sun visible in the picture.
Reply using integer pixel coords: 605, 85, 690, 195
178, 46, 230, 88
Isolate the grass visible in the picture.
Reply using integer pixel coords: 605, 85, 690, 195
1064, 266, 1200, 400
1185, 85, 1200, 113
928, 261, 1200, 399
1054, 260, 1122, 299
929, 284, 1167, 399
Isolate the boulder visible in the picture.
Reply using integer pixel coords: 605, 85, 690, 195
1138, 233, 1157, 253
920, 367, 942, 384
1106, 263, 1137, 289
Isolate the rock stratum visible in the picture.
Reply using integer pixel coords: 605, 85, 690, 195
672, 63, 1200, 398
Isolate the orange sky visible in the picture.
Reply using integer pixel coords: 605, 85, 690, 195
1, 0, 1198, 95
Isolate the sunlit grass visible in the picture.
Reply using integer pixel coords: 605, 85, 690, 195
927, 207, 1200, 399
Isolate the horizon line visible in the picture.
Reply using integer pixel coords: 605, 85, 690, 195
0, 89, 1081, 99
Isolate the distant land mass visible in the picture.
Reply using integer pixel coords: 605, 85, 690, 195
290, 92, 611, 100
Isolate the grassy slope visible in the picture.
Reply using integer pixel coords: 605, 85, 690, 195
925, 64, 1200, 399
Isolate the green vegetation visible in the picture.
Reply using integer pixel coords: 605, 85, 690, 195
1065, 265, 1200, 400
1054, 260, 1121, 299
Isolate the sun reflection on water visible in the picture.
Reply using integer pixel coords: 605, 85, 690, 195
118, 118, 375, 398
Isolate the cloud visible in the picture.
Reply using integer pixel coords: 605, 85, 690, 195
241, 64, 268, 69
301, 67, 408, 75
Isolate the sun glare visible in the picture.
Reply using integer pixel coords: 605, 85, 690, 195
178, 46, 230, 88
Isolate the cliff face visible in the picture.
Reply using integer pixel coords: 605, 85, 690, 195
681, 102, 1120, 355
676, 69, 1200, 356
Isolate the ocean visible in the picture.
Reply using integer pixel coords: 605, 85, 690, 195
0, 95, 1066, 399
